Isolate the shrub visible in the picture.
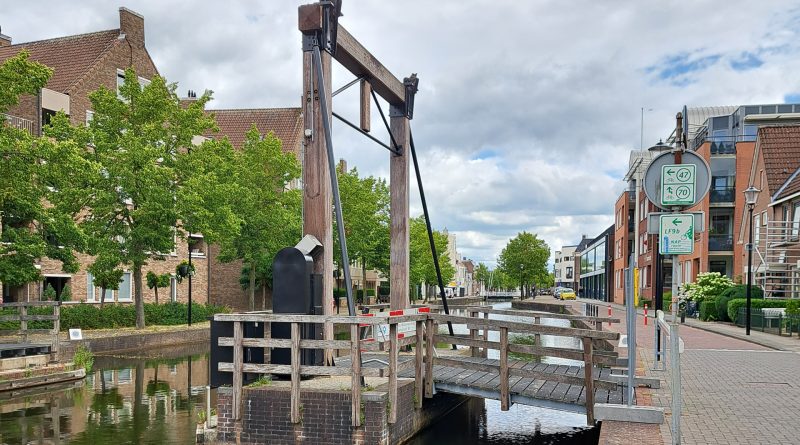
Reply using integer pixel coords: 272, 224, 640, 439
637, 298, 652, 308
681, 272, 734, 302
786, 300, 800, 316
662, 291, 673, 312
366, 289, 376, 297
59, 302, 228, 331
60, 285, 72, 302
727, 298, 788, 323
378, 285, 390, 296
73, 345, 94, 373
43, 284, 57, 301
715, 285, 763, 322
699, 300, 718, 321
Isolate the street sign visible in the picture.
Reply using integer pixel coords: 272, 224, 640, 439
661, 164, 696, 205
659, 214, 694, 255
643, 151, 711, 209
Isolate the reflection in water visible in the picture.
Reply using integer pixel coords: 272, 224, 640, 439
0, 343, 212, 445
418, 302, 598, 444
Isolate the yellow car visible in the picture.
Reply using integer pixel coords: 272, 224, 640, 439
559, 290, 576, 300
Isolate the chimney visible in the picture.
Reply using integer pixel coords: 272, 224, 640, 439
337, 159, 347, 173
0, 27, 11, 47
119, 7, 145, 48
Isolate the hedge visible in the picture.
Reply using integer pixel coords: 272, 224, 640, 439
727, 298, 787, 323
716, 285, 763, 322
699, 300, 718, 321
0, 302, 229, 331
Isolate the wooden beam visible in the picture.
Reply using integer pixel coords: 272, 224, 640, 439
389, 112, 410, 310
298, 3, 323, 32
583, 338, 595, 425
415, 320, 424, 409
424, 319, 435, 398
360, 80, 371, 132
302, 48, 335, 363
232, 322, 243, 420
350, 324, 361, 427
499, 327, 509, 411
335, 26, 405, 105
291, 323, 302, 423
388, 323, 398, 423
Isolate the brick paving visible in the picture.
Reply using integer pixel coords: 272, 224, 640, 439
569, 298, 800, 444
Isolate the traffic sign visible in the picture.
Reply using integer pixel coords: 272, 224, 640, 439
642, 151, 711, 209
659, 214, 694, 255
661, 164, 696, 205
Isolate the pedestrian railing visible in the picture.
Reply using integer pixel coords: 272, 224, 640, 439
0, 301, 61, 354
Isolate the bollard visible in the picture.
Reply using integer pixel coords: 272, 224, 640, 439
608, 305, 612, 327
645, 304, 648, 326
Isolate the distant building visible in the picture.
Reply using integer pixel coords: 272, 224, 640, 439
553, 246, 577, 289
578, 226, 615, 301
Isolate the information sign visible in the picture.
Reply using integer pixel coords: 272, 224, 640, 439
661, 164, 696, 205
659, 214, 694, 255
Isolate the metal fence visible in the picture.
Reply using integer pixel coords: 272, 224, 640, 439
734, 307, 800, 336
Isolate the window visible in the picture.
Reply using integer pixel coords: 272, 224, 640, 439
793, 202, 800, 239
754, 214, 761, 243
85, 110, 94, 125
188, 234, 205, 257
116, 69, 152, 100
566, 266, 573, 280
86, 272, 96, 302
170, 276, 177, 302
118, 272, 132, 302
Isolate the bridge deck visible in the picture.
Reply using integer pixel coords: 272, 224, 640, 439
338, 353, 626, 413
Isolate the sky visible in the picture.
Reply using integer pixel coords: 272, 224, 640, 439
4, 1, 800, 268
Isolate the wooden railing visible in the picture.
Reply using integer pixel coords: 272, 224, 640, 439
213, 312, 428, 426
214, 307, 620, 426
0, 301, 61, 353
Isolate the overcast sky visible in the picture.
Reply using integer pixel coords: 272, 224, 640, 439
5, 1, 800, 267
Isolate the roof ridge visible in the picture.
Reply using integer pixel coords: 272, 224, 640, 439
772, 166, 800, 201
8, 28, 119, 47
208, 107, 301, 112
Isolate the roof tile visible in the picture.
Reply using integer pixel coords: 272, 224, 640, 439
206, 108, 303, 153
758, 125, 800, 201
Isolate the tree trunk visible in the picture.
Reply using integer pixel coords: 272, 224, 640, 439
362, 260, 367, 303
134, 265, 145, 329
154, 287, 159, 305
100, 287, 106, 308
261, 284, 266, 311
249, 261, 255, 312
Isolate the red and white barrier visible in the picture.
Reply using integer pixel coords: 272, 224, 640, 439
644, 303, 648, 326
362, 307, 429, 344
608, 306, 612, 327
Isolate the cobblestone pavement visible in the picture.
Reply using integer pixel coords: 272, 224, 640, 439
573, 298, 800, 444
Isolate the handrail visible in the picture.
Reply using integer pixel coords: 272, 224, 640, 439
429, 313, 620, 340
0, 301, 61, 354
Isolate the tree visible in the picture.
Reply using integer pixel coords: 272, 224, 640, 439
474, 263, 491, 293
408, 216, 455, 302
498, 232, 550, 298
0, 51, 86, 290
215, 127, 302, 311
334, 166, 390, 298
47, 69, 235, 328
88, 259, 123, 308
146, 271, 171, 304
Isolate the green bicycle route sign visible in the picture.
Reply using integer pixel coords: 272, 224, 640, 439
659, 213, 694, 255
661, 164, 696, 206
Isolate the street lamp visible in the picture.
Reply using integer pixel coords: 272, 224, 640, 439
519, 264, 524, 299
744, 185, 760, 335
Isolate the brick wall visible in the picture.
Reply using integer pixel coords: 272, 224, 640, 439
216, 380, 436, 445
207, 244, 249, 311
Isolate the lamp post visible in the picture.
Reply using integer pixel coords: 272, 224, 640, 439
519, 264, 524, 300
744, 185, 760, 336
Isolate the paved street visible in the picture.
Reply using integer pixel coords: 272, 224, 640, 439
571, 298, 800, 444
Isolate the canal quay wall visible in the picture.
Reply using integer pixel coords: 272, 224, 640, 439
58, 324, 210, 361
216, 380, 469, 445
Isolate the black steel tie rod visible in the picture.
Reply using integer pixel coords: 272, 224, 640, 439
311, 43, 356, 319
332, 111, 401, 155
332, 76, 363, 98
409, 130, 456, 348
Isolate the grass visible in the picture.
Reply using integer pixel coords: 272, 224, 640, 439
508, 335, 540, 362
247, 375, 272, 388
73, 345, 94, 373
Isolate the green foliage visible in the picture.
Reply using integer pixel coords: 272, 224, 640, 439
663, 291, 673, 312
498, 231, 550, 292
715, 285, 763, 322
146, 271, 171, 304
215, 127, 301, 311
175, 260, 195, 283
727, 298, 788, 323
637, 298, 652, 308
378, 285, 390, 296
366, 289, 376, 297
43, 284, 57, 301
73, 345, 94, 373
60, 284, 72, 302
57, 302, 229, 330
699, 300, 718, 321
785, 300, 800, 316
247, 375, 272, 388
0, 51, 86, 287
409, 216, 455, 289
45, 68, 232, 329
681, 272, 734, 302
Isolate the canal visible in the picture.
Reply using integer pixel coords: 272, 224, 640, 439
0, 301, 597, 444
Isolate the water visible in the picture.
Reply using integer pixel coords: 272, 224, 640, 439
408, 301, 598, 444
0, 343, 212, 445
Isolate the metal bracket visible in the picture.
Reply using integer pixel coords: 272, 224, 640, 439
404, 74, 419, 119
321, 0, 341, 55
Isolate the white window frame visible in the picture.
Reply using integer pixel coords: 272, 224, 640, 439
85, 110, 94, 125
118, 272, 133, 302
86, 272, 96, 302
170, 275, 177, 302
754, 214, 761, 243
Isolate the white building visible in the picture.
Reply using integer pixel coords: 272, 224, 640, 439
554, 245, 577, 289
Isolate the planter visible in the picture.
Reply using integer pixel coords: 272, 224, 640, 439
178, 265, 190, 277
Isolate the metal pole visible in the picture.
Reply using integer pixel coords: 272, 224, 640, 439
670, 254, 681, 445
654, 252, 662, 365
625, 263, 635, 406
188, 242, 192, 325
746, 206, 754, 335
311, 44, 356, 317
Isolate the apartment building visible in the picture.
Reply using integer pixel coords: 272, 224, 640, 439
741, 125, 800, 299
576, 226, 614, 301
553, 245, 577, 289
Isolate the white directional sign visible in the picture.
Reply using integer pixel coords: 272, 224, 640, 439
659, 213, 694, 255
661, 164, 696, 206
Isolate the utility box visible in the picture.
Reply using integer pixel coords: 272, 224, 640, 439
271, 246, 324, 366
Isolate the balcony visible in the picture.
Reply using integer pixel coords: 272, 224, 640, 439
709, 186, 735, 204
708, 234, 733, 251
709, 140, 736, 155
3, 113, 35, 135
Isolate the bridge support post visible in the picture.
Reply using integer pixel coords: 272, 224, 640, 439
534, 316, 541, 346
469, 310, 478, 357
388, 322, 398, 423
350, 324, 362, 427
583, 337, 595, 425
483, 312, 490, 358
424, 319, 435, 398
232, 321, 243, 421
415, 320, 424, 408
499, 327, 510, 411
291, 323, 302, 424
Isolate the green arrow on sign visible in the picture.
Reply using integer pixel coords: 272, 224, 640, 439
667, 169, 675, 175
672, 218, 681, 226
667, 186, 673, 193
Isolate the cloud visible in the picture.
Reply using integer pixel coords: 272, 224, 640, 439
3, 0, 800, 268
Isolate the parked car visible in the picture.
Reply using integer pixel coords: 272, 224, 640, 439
559, 289, 577, 300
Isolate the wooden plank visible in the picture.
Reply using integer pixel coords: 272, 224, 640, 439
232, 321, 243, 420
334, 26, 405, 105
297, 3, 322, 32
470, 310, 479, 358
424, 319, 434, 398
0, 301, 60, 307
434, 334, 618, 365
389, 112, 410, 311
583, 338, 595, 425
499, 327, 509, 411
20, 306, 27, 343
388, 323, 398, 424
360, 80, 371, 132
218, 337, 351, 349
350, 324, 361, 427
415, 320, 423, 408
213, 313, 427, 325
427, 305, 620, 324
52, 304, 60, 355
0, 315, 59, 322
291, 323, 301, 423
